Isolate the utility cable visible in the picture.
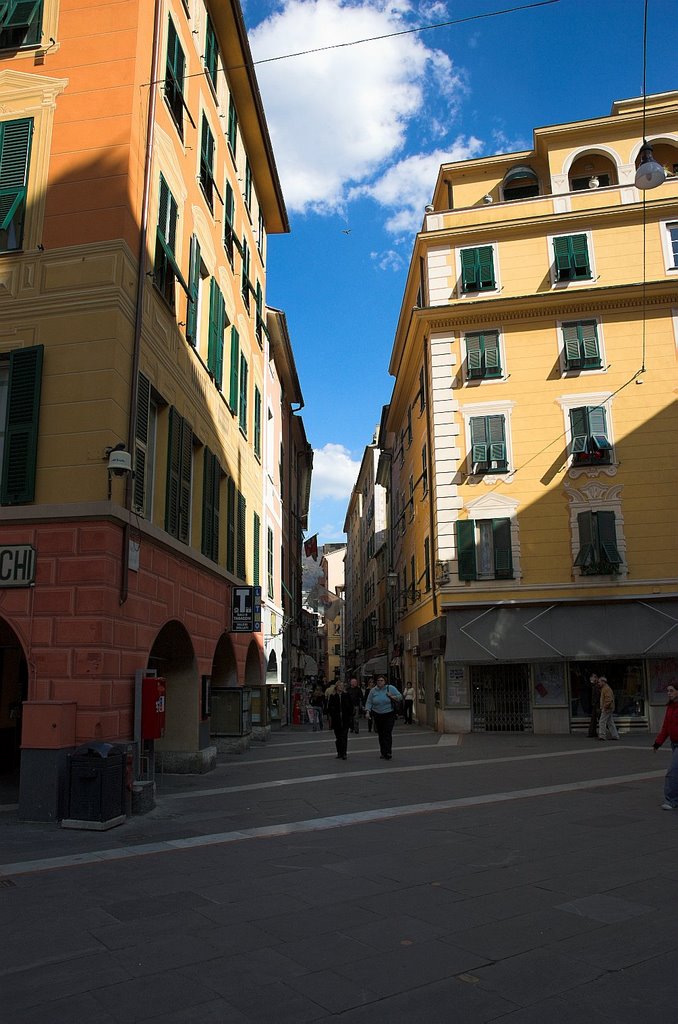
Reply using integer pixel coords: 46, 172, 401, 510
143, 0, 559, 88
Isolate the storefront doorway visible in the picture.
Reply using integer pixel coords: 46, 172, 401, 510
471, 664, 532, 732
569, 660, 647, 732
0, 618, 28, 792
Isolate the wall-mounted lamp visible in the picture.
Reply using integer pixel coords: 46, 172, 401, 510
387, 571, 399, 589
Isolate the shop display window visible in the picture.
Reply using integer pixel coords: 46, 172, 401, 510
569, 661, 646, 719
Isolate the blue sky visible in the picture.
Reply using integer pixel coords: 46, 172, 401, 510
242, 0, 676, 544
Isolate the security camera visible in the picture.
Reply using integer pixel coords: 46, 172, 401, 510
106, 443, 132, 476
482, 194, 493, 205
425, 204, 434, 213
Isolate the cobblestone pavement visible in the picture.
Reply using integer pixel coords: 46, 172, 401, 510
0, 725, 675, 1023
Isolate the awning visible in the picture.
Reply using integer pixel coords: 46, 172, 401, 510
361, 656, 387, 678
303, 655, 318, 675
503, 165, 537, 185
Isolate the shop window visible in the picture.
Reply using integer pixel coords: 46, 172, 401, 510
569, 661, 645, 720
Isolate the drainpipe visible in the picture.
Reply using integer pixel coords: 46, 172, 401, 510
423, 336, 438, 621
121, 0, 163, 605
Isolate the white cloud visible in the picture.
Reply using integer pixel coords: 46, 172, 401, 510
249, 0, 463, 215
354, 137, 484, 234
311, 443, 360, 499
370, 249, 404, 271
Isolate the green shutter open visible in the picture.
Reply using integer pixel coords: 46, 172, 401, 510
202, 447, 214, 558
483, 331, 501, 374
597, 510, 622, 566
239, 354, 248, 434
0, 117, 33, 251
456, 520, 477, 580
460, 248, 477, 291
574, 511, 596, 569
562, 323, 582, 367
227, 96, 238, 156
477, 246, 495, 289
470, 416, 488, 465
571, 233, 590, 275
179, 418, 192, 544
253, 511, 261, 585
133, 371, 150, 514
229, 326, 239, 411
204, 15, 218, 86
0, 343, 43, 504
580, 321, 600, 366
186, 235, 200, 346
226, 476, 235, 572
492, 518, 513, 578
165, 407, 181, 536
466, 334, 483, 377
237, 490, 246, 579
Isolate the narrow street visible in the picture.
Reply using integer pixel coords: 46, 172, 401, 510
1, 724, 675, 1023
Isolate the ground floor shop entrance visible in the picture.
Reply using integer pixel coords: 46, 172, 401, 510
569, 659, 648, 732
471, 664, 532, 732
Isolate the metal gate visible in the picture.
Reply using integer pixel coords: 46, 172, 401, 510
471, 664, 532, 732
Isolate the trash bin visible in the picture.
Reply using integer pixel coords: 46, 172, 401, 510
66, 742, 126, 825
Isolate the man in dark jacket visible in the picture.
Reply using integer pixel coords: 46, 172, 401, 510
347, 675, 363, 733
327, 681, 353, 760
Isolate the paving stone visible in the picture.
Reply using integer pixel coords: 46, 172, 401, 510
8, 990, 118, 1024
444, 907, 601, 960
284, 967, 380, 1013
556, 893, 653, 924
334, 937, 490, 998
329, 973, 518, 1023
473, 949, 601, 1006
103, 891, 214, 922
342, 911, 449, 950
91, 971, 219, 1023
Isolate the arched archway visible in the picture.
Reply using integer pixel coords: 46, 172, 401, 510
148, 619, 198, 756
211, 632, 238, 687
245, 640, 264, 687
266, 649, 278, 682
0, 618, 28, 781
562, 146, 621, 190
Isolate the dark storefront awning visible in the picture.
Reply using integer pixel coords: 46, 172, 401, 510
445, 599, 678, 663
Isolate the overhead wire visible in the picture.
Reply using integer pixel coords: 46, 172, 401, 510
143, 0, 560, 88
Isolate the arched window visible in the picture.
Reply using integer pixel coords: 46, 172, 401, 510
502, 165, 539, 201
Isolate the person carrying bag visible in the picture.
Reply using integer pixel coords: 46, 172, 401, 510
365, 675, 403, 760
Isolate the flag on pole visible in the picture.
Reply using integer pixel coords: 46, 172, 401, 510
304, 534, 318, 561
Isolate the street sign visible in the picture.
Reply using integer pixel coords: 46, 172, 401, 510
0, 545, 36, 587
231, 585, 262, 632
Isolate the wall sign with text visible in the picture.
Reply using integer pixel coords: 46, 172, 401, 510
231, 586, 262, 632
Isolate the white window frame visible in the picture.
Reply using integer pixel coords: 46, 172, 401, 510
547, 228, 596, 289
458, 492, 522, 582
462, 325, 508, 384
564, 479, 627, 580
455, 241, 501, 297
556, 391, 616, 473
660, 220, 678, 273
461, 399, 516, 482
556, 315, 607, 377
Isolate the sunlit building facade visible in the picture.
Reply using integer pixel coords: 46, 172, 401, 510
382, 92, 678, 735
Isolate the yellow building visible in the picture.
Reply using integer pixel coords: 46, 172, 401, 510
383, 92, 678, 736
0, 0, 291, 819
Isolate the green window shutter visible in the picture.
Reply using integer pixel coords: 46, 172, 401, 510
477, 246, 495, 289
553, 236, 573, 279
467, 335, 483, 376
0, 343, 43, 504
223, 182, 234, 261
236, 490, 246, 579
597, 510, 622, 567
186, 235, 200, 346
570, 233, 590, 276
267, 526, 274, 598
569, 407, 589, 454
456, 520, 477, 581
0, 1, 42, 47
562, 323, 582, 367
214, 294, 225, 392
207, 278, 218, 376
165, 18, 185, 133
253, 511, 260, 586
227, 96, 238, 156
574, 510, 596, 569
254, 386, 261, 458
165, 406, 181, 537
229, 326, 239, 411
204, 15, 218, 86
483, 331, 501, 375
487, 415, 506, 466
133, 371, 150, 514
239, 355, 248, 434
201, 447, 214, 558
580, 321, 600, 366
587, 405, 612, 454
200, 117, 214, 206
0, 117, 33, 251
241, 237, 250, 308
244, 158, 252, 209
255, 280, 263, 346
424, 536, 431, 591
460, 248, 478, 291
178, 419, 192, 544
470, 416, 488, 465
492, 518, 513, 579
226, 477, 235, 572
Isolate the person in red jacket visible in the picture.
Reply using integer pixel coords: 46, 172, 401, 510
652, 684, 678, 809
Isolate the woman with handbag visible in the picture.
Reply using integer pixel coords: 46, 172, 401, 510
365, 675, 403, 760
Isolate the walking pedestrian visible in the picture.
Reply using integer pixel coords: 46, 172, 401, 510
365, 678, 375, 732
596, 675, 620, 740
652, 683, 678, 809
347, 675, 363, 733
403, 681, 415, 724
327, 680, 353, 760
587, 672, 600, 738
310, 685, 325, 731
365, 675, 403, 760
